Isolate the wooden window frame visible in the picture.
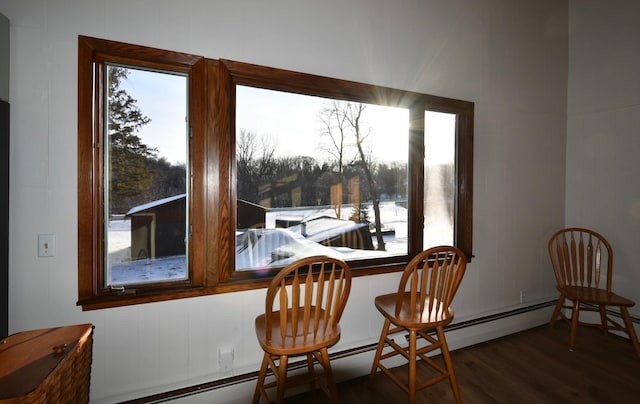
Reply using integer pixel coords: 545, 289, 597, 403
213, 60, 474, 284
78, 37, 473, 310
77, 36, 206, 310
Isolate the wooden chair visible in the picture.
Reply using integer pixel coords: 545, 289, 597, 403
253, 256, 352, 403
548, 227, 640, 358
370, 246, 467, 404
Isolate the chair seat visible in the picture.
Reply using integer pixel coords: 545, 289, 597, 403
375, 292, 454, 329
560, 286, 635, 307
255, 309, 341, 356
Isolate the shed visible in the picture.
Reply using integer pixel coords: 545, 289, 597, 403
126, 194, 186, 261
237, 199, 267, 229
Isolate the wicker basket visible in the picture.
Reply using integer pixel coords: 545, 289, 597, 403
0, 324, 94, 403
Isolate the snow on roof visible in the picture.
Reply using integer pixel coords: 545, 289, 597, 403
288, 216, 368, 243
235, 226, 393, 271
126, 193, 186, 216
235, 227, 341, 270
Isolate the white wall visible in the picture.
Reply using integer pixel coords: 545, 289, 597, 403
3, 1, 568, 402
567, 1, 640, 308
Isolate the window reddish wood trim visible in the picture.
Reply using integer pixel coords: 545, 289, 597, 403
77, 36, 206, 310
77, 38, 473, 310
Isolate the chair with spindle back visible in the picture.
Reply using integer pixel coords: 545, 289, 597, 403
370, 246, 468, 404
548, 227, 640, 358
252, 256, 352, 403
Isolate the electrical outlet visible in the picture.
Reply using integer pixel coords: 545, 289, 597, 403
218, 347, 234, 372
519, 290, 526, 303
38, 234, 56, 257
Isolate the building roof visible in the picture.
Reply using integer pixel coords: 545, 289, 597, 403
126, 193, 186, 216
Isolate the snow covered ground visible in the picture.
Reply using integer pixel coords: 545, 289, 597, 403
107, 219, 187, 286
104, 201, 449, 284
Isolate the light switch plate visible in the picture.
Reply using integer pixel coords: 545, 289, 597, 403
38, 234, 56, 257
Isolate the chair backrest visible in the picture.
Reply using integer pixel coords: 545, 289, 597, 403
264, 256, 352, 343
548, 227, 613, 291
395, 246, 467, 322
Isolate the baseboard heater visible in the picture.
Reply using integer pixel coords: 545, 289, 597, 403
122, 299, 639, 403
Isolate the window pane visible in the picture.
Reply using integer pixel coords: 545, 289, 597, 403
104, 65, 189, 286
235, 85, 409, 271
424, 110, 456, 249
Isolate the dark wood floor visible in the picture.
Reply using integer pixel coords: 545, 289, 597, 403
286, 321, 640, 403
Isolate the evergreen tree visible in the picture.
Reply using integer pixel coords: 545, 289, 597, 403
107, 66, 153, 213
349, 201, 371, 224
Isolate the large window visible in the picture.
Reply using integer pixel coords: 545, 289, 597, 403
218, 59, 473, 283
78, 37, 473, 310
234, 86, 410, 271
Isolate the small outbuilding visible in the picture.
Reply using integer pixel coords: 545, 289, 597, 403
237, 199, 268, 229
126, 194, 186, 261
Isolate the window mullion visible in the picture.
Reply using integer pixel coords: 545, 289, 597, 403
408, 105, 425, 256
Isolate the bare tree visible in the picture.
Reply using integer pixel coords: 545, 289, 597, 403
342, 103, 386, 251
318, 101, 354, 219
319, 101, 385, 251
236, 129, 277, 203
237, 130, 277, 174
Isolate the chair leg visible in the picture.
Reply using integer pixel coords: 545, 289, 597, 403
408, 329, 417, 404
598, 305, 608, 335
621, 307, 640, 359
370, 318, 391, 381
275, 355, 288, 404
437, 326, 462, 404
317, 347, 339, 402
550, 295, 565, 328
253, 353, 270, 404
569, 300, 581, 351
306, 353, 316, 393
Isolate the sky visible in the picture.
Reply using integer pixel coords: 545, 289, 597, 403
236, 85, 410, 164
117, 68, 454, 167
118, 67, 188, 165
